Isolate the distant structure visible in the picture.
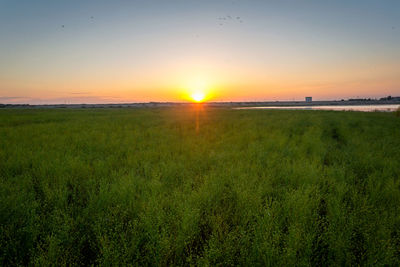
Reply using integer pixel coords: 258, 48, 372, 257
305, 97, 312, 102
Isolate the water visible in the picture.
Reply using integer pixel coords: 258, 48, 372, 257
235, 104, 400, 112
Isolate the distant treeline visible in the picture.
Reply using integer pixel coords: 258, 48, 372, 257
379, 96, 400, 101
348, 96, 400, 101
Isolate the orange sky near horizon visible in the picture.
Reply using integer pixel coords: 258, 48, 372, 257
2, 57, 399, 103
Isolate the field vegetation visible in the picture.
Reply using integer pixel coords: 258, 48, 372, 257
1, 107, 400, 265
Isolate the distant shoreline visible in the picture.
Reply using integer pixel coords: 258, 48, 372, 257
1, 99, 400, 109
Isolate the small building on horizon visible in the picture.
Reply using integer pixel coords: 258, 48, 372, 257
305, 97, 312, 102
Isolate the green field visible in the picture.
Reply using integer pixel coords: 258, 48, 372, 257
1, 107, 400, 265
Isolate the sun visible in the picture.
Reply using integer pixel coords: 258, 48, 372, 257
191, 91, 206, 102
182, 77, 213, 103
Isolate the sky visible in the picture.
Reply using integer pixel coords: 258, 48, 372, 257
0, 0, 399, 104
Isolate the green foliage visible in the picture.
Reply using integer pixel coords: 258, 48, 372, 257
1, 108, 400, 265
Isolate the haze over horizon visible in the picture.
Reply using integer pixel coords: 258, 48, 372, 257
1, 0, 399, 104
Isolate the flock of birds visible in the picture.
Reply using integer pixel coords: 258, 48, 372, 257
217, 15, 243, 26
61, 14, 244, 29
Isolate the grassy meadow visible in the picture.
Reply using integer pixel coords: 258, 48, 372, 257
1, 107, 400, 266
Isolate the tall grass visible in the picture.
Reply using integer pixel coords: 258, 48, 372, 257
1, 107, 400, 265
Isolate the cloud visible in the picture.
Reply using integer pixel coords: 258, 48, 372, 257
0, 96, 135, 105
0, 96, 32, 103
0, 96, 26, 100
69, 92, 91, 95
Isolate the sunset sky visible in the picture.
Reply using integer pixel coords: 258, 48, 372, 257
1, 0, 399, 104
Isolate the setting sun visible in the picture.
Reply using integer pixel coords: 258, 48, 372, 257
191, 92, 206, 102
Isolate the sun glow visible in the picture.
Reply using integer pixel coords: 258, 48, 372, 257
191, 91, 206, 102
180, 76, 217, 103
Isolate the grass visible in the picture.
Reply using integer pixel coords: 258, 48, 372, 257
1, 107, 400, 265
